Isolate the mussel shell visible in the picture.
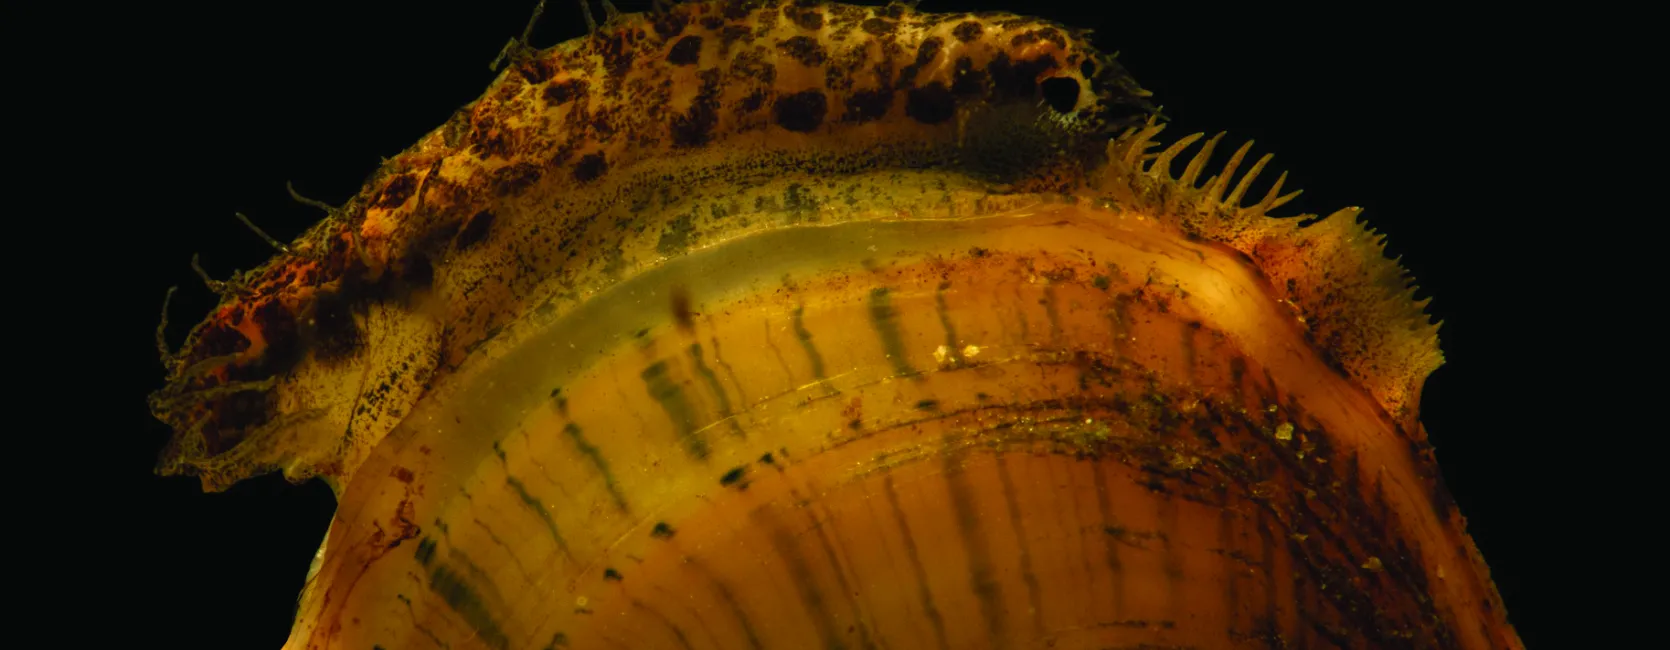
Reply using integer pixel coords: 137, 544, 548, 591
146, 3, 1520, 649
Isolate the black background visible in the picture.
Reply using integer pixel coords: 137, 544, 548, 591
66, 1, 1572, 647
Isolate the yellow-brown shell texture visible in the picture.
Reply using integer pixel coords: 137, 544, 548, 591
150, 2, 1519, 649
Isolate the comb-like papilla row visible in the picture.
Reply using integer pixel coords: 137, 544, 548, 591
1099, 118, 1443, 431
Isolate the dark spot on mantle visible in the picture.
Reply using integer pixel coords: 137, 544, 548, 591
492, 162, 541, 197
906, 82, 955, 124
375, 174, 417, 209
779, 35, 826, 66
193, 322, 250, 362
989, 52, 1060, 99
774, 89, 828, 132
671, 69, 723, 147
951, 56, 988, 97
739, 89, 768, 113
843, 88, 892, 123
667, 35, 702, 66
915, 37, 943, 66
306, 288, 361, 362
597, 31, 635, 95
652, 10, 688, 40
544, 79, 587, 106
574, 152, 608, 183
253, 298, 304, 373
1041, 76, 1081, 113
517, 57, 554, 85
953, 21, 983, 43
396, 253, 434, 296
720, 24, 754, 50
456, 210, 495, 250
787, 7, 824, 31
719, 465, 748, 488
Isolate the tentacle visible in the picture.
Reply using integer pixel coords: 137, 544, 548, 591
1149, 132, 1203, 178
155, 286, 179, 367
235, 212, 291, 255
1179, 132, 1225, 188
